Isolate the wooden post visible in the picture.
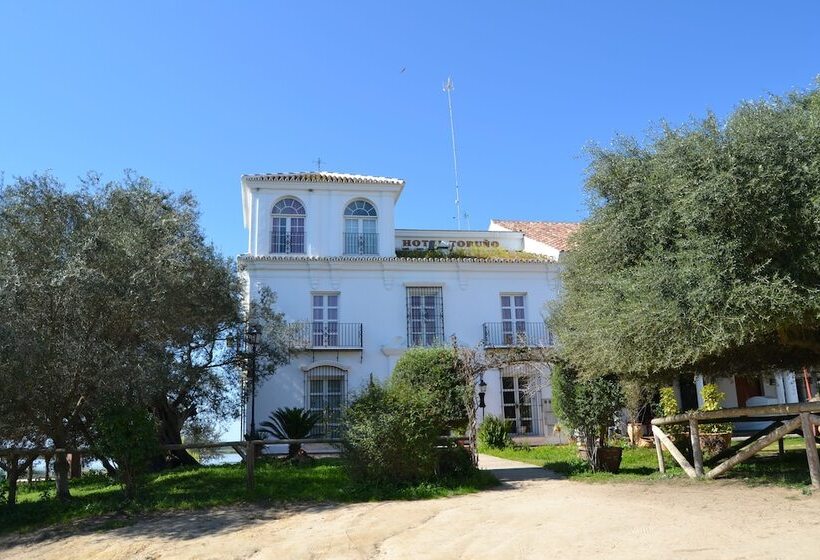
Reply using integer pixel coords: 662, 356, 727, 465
652, 425, 697, 478
68, 453, 81, 479
689, 418, 704, 477
654, 431, 666, 473
245, 440, 255, 492
800, 413, 820, 489
706, 416, 802, 480
8, 454, 18, 506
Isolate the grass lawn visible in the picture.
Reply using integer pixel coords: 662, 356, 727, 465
0, 458, 497, 535
483, 436, 816, 489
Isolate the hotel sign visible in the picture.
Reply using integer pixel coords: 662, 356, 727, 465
397, 238, 501, 249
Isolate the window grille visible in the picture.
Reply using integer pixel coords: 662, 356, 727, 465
304, 365, 347, 438
271, 197, 305, 254
343, 200, 378, 255
405, 287, 444, 347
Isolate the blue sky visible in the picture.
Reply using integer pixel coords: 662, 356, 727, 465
2, 2, 819, 258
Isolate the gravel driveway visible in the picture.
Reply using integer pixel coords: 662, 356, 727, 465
1, 454, 816, 560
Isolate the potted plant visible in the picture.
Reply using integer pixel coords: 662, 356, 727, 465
552, 364, 625, 473
655, 386, 693, 459
623, 379, 653, 446
698, 384, 733, 455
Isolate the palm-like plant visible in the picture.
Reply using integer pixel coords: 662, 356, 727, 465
259, 407, 322, 458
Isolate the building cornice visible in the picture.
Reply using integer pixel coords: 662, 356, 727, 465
237, 254, 556, 266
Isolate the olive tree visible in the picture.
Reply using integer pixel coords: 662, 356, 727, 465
552, 86, 820, 380
0, 172, 291, 500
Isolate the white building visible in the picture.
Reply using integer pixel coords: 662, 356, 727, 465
239, 171, 578, 441
238, 170, 818, 443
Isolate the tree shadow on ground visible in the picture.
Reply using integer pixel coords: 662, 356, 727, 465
0, 501, 343, 548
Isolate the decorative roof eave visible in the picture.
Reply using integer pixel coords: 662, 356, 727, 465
237, 254, 556, 265
242, 171, 405, 186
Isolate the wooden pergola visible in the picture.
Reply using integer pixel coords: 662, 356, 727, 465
651, 401, 820, 489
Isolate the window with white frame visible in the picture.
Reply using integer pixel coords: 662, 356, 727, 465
312, 293, 339, 347
501, 294, 526, 345
406, 287, 444, 347
501, 364, 541, 435
271, 197, 305, 254
343, 200, 378, 254
305, 365, 347, 438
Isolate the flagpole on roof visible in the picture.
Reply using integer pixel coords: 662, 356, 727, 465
443, 76, 462, 230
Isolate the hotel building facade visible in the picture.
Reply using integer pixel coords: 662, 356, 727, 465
238, 171, 819, 441
239, 171, 576, 441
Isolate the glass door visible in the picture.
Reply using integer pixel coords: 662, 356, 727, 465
501, 372, 539, 435
312, 294, 338, 347
501, 294, 526, 345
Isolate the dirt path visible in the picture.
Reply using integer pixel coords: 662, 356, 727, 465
1, 455, 816, 560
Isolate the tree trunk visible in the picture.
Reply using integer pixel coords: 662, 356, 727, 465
76, 414, 119, 477
153, 399, 200, 469
7, 474, 17, 506
3, 455, 37, 506
53, 451, 71, 502
98, 455, 119, 477
6, 457, 18, 507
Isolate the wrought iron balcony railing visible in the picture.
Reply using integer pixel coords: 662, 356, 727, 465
271, 231, 305, 254
343, 232, 378, 255
482, 322, 553, 348
292, 322, 363, 349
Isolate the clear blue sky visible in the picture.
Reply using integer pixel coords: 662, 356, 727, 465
2, 2, 819, 258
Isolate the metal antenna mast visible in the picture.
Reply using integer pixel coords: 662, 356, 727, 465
443, 77, 462, 230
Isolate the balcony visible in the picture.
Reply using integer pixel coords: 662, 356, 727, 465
343, 232, 378, 255
293, 322, 363, 350
482, 322, 553, 348
271, 231, 305, 254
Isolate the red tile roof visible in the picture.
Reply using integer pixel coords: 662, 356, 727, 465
242, 171, 404, 186
492, 220, 582, 252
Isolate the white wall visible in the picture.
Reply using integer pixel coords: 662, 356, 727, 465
244, 258, 561, 433
243, 179, 401, 258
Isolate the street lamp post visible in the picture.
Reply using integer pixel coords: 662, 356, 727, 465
245, 325, 260, 438
478, 374, 487, 420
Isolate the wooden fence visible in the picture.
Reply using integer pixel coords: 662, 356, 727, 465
0, 438, 343, 494
651, 401, 820, 488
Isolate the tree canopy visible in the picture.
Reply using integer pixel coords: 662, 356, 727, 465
552, 86, 820, 380
0, 172, 290, 501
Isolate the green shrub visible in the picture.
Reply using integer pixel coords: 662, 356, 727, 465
436, 444, 474, 478
93, 404, 160, 500
700, 383, 732, 434
657, 386, 679, 417
551, 364, 624, 471
259, 407, 322, 458
342, 382, 441, 484
391, 347, 468, 432
655, 385, 692, 458
477, 415, 513, 449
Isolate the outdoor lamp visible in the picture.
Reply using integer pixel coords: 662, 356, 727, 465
478, 376, 487, 410
246, 325, 261, 437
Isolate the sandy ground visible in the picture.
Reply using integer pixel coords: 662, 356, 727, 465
1, 455, 817, 560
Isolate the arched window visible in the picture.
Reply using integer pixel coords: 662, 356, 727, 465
303, 364, 348, 437
343, 200, 378, 255
271, 198, 305, 254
